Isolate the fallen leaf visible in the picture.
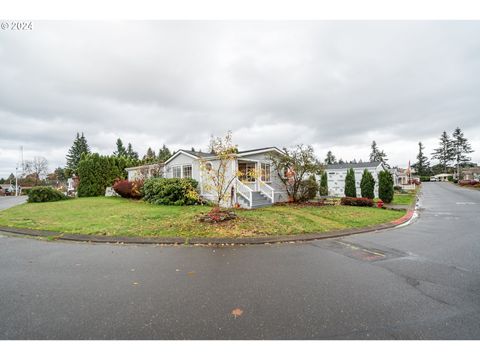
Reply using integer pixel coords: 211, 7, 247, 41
231, 308, 244, 318
132, 282, 139, 286
187, 271, 196, 276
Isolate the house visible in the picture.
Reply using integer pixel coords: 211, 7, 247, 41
161, 147, 289, 208
433, 173, 450, 182
125, 163, 164, 181
325, 161, 388, 198
461, 167, 480, 181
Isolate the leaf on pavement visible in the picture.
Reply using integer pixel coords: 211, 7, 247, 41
231, 308, 244, 318
187, 271, 196, 276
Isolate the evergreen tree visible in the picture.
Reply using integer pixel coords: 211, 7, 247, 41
452, 127, 474, 178
126, 143, 139, 160
360, 169, 375, 199
157, 145, 172, 162
319, 171, 328, 196
338, 158, 345, 164
378, 170, 394, 203
344, 168, 357, 197
7, 173, 15, 183
66, 132, 90, 172
191, 147, 196, 152
324, 151, 336, 165
431, 131, 455, 173
113, 138, 127, 157
415, 141, 430, 176
143, 147, 156, 163
369, 141, 388, 164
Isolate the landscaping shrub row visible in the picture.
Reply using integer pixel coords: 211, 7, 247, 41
459, 179, 480, 186
340, 197, 374, 207
28, 186, 68, 203
143, 178, 203, 205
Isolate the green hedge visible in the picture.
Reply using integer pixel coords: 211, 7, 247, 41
77, 153, 138, 197
378, 170, 394, 203
143, 178, 202, 205
28, 186, 68, 203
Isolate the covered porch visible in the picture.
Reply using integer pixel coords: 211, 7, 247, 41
233, 159, 275, 209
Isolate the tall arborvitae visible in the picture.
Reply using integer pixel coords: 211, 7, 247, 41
319, 171, 328, 196
415, 141, 430, 176
431, 131, 455, 173
378, 170, 394, 203
344, 168, 357, 197
360, 169, 375, 199
66, 132, 91, 172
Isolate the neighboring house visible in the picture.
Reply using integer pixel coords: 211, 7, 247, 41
325, 162, 388, 198
461, 167, 480, 181
125, 163, 164, 181
162, 148, 289, 208
433, 173, 450, 182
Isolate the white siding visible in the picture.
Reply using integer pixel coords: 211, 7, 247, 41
327, 166, 382, 198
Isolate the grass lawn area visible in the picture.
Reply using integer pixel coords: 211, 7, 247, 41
391, 193, 416, 206
0, 197, 405, 239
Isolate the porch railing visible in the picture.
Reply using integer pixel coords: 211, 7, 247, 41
257, 178, 275, 203
235, 178, 252, 208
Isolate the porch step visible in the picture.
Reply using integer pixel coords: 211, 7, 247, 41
237, 191, 273, 209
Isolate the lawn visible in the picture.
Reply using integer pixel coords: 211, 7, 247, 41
0, 197, 405, 239
391, 193, 416, 206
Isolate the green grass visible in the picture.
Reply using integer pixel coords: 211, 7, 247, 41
0, 197, 405, 239
391, 193, 416, 205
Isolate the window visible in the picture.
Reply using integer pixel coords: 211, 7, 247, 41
238, 162, 256, 182
183, 165, 192, 179
172, 165, 181, 178
260, 163, 271, 182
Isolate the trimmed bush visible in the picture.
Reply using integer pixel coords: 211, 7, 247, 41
360, 169, 375, 199
341, 197, 374, 207
143, 178, 201, 205
319, 171, 328, 196
420, 176, 430, 182
344, 168, 357, 197
113, 180, 144, 199
28, 186, 68, 203
298, 175, 319, 202
378, 170, 394, 203
77, 153, 138, 197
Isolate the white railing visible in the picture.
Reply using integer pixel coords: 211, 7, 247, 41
257, 178, 275, 203
235, 178, 252, 208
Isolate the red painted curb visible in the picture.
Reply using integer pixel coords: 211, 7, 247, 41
390, 210, 414, 225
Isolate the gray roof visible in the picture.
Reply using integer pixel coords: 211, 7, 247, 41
179, 146, 283, 158
325, 161, 382, 170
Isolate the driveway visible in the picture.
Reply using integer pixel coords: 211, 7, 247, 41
0, 196, 27, 211
0, 183, 479, 339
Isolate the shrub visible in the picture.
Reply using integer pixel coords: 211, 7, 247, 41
447, 175, 454, 182
378, 170, 394, 203
341, 197, 374, 207
459, 179, 480, 186
319, 171, 328, 196
77, 153, 138, 197
360, 169, 375, 199
297, 175, 319, 202
143, 178, 201, 205
28, 186, 68, 203
113, 180, 144, 199
344, 168, 357, 197
393, 185, 402, 191
420, 176, 430, 182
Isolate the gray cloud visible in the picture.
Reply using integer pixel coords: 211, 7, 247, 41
1, 21, 479, 177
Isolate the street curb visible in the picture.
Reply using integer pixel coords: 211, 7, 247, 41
0, 208, 416, 246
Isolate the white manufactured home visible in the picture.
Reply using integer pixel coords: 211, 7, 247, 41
325, 161, 388, 198
126, 147, 289, 208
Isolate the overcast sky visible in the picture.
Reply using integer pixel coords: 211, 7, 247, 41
1, 21, 479, 178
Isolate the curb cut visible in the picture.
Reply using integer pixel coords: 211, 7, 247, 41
0, 209, 416, 246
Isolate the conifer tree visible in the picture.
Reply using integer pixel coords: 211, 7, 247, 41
66, 132, 90, 172
369, 141, 388, 164
378, 170, 394, 203
452, 127, 474, 178
431, 131, 455, 173
344, 168, 357, 197
126, 143, 139, 160
319, 171, 328, 196
157, 145, 172, 162
360, 169, 375, 199
324, 151, 336, 165
113, 138, 127, 157
415, 141, 430, 176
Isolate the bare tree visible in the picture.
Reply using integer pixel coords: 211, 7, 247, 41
25, 156, 49, 186
199, 131, 239, 208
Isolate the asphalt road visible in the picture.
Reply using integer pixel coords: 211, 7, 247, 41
0, 196, 26, 211
0, 183, 479, 339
